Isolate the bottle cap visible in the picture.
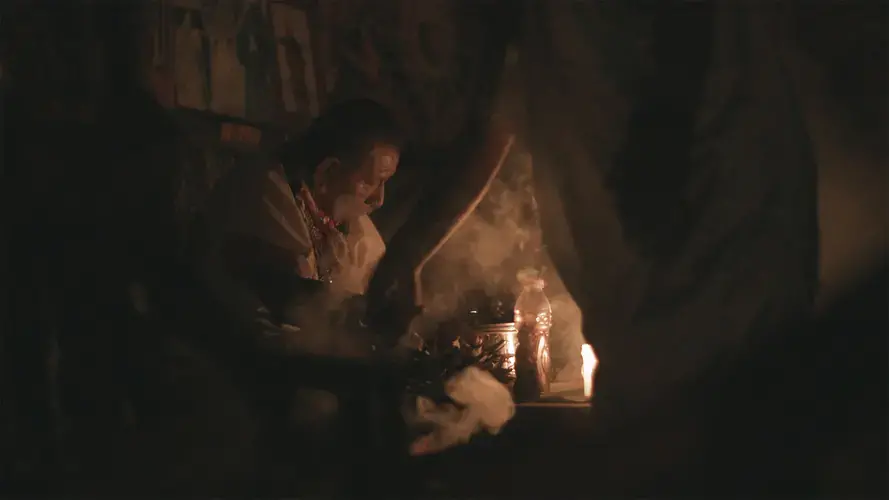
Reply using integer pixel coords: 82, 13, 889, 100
516, 267, 544, 287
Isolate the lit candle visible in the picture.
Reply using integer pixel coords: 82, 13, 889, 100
580, 343, 598, 399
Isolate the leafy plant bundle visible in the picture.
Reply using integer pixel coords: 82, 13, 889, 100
404, 335, 513, 405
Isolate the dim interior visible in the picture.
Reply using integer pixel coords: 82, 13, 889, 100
2, 0, 885, 497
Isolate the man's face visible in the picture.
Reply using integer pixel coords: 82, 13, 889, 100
326, 142, 400, 222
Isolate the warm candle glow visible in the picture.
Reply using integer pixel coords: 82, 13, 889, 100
580, 343, 598, 399
505, 332, 517, 357
505, 331, 517, 372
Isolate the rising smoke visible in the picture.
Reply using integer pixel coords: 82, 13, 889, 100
421, 150, 538, 322
420, 147, 586, 372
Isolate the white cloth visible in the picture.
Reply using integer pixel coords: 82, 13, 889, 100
409, 367, 516, 456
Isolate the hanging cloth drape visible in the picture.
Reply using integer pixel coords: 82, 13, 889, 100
203, 0, 249, 117
520, 0, 818, 429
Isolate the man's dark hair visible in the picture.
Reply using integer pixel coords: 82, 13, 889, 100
281, 98, 403, 182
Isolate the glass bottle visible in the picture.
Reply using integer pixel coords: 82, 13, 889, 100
513, 276, 553, 401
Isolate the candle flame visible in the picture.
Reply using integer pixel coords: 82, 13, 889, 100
580, 343, 598, 399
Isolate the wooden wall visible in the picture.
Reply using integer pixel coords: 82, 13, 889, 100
143, 0, 503, 147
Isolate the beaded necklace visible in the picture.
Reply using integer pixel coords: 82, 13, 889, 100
295, 182, 342, 283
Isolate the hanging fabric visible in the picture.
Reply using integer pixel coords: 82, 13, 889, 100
202, 0, 250, 117
173, 11, 208, 110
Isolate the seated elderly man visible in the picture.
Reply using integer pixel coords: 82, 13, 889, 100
196, 100, 405, 490
196, 99, 516, 493
200, 99, 403, 348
